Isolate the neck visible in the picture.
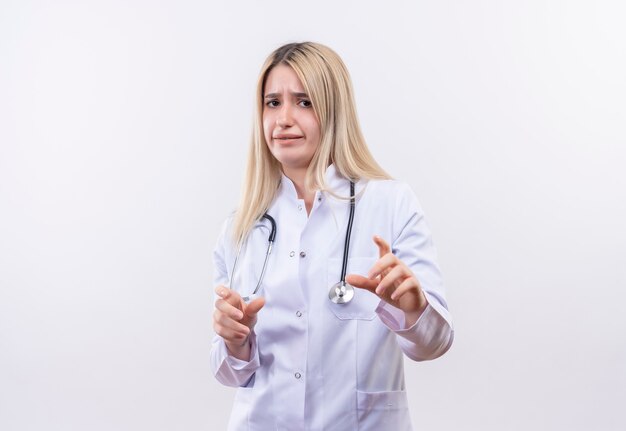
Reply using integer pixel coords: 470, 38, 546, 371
283, 166, 315, 214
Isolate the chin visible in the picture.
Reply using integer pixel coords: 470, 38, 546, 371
278, 160, 307, 170
271, 152, 312, 170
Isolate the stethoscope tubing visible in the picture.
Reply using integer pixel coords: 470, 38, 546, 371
339, 181, 356, 283
231, 213, 276, 301
253, 214, 276, 299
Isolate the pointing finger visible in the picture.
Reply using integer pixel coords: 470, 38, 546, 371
373, 235, 391, 258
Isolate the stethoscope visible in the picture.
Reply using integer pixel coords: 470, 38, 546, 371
230, 181, 357, 304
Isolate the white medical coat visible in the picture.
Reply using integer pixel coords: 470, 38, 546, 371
211, 165, 454, 431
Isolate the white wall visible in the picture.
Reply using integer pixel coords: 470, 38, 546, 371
1, 1, 625, 430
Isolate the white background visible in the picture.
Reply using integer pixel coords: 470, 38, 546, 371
1, 1, 625, 430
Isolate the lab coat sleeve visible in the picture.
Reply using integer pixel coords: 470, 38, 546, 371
209, 218, 261, 387
375, 182, 454, 361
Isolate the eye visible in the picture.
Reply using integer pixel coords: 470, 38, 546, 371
298, 99, 312, 108
265, 99, 279, 108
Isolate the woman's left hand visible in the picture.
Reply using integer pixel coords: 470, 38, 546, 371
346, 235, 428, 327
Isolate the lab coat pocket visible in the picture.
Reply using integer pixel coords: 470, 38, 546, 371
327, 257, 380, 320
356, 390, 411, 431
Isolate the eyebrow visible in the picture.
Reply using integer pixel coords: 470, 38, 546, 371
264, 92, 309, 99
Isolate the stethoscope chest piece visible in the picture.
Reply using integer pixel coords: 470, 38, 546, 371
329, 281, 355, 304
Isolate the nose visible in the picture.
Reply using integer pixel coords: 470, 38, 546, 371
276, 104, 294, 128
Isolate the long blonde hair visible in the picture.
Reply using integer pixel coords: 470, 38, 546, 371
232, 42, 391, 245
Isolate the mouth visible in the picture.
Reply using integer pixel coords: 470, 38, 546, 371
274, 134, 303, 140
273, 135, 304, 144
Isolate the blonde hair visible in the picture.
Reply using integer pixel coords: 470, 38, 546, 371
232, 42, 391, 245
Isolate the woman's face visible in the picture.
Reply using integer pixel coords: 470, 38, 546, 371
262, 64, 321, 174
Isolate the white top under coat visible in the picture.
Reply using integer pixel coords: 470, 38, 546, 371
211, 164, 454, 431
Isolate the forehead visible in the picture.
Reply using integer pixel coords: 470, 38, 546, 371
264, 64, 305, 94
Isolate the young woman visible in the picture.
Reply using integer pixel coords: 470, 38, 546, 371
210, 42, 453, 431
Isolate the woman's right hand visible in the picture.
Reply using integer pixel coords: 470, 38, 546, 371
213, 285, 265, 361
